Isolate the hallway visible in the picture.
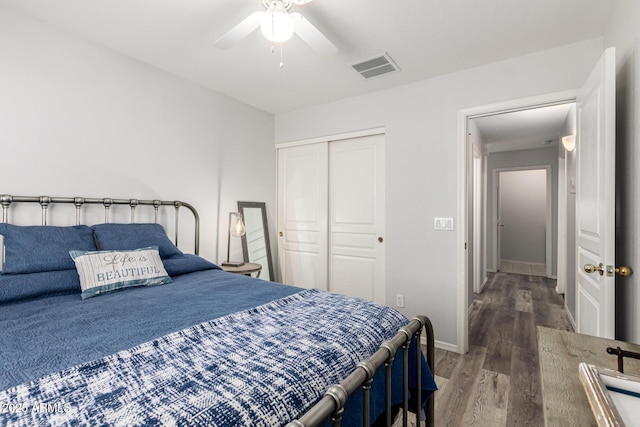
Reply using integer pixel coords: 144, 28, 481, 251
433, 272, 573, 426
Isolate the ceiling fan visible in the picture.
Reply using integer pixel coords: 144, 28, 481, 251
213, 0, 338, 55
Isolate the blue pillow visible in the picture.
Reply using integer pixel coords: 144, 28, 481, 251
0, 224, 97, 274
0, 270, 81, 303
92, 223, 183, 259
162, 254, 220, 277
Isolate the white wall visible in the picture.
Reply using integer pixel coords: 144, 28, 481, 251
0, 7, 276, 264
605, 0, 640, 343
275, 39, 603, 349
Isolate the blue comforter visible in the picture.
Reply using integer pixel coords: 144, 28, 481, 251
0, 266, 299, 390
0, 258, 436, 426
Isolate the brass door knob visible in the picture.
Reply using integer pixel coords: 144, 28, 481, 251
378, 236, 384, 243
585, 263, 634, 277
279, 231, 283, 237
610, 265, 633, 277
584, 263, 605, 276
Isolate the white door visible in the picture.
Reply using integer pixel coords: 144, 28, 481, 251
277, 143, 328, 290
498, 169, 548, 267
329, 135, 386, 303
575, 48, 616, 338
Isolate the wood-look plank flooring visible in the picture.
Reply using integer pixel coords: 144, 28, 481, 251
433, 272, 573, 426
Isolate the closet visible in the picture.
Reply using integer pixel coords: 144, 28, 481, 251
276, 133, 386, 304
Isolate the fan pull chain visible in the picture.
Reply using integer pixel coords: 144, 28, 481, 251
280, 43, 284, 68
268, 43, 285, 68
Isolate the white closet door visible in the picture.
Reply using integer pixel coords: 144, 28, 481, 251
329, 134, 386, 304
277, 143, 328, 290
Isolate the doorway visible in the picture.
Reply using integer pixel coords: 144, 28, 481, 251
457, 48, 617, 353
495, 167, 551, 277
457, 91, 577, 354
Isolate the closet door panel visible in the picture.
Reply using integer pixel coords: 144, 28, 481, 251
331, 254, 376, 301
329, 134, 386, 304
277, 143, 328, 289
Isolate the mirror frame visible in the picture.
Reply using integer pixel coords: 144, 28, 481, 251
237, 201, 275, 281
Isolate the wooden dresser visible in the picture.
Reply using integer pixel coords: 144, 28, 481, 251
538, 326, 640, 426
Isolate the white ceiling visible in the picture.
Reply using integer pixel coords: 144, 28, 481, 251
473, 103, 574, 153
0, 0, 615, 114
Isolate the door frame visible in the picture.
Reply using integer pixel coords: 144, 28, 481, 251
456, 90, 577, 354
472, 145, 483, 293
493, 166, 552, 276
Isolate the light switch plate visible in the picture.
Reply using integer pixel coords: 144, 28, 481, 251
434, 217, 454, 230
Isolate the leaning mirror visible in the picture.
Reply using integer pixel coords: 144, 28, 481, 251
237, 201, 274, 281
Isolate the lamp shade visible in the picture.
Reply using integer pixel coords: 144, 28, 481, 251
260, 1, 294, 43
562, 135, 576, 152
223, 212, 246, 266
232, 213, 246, 237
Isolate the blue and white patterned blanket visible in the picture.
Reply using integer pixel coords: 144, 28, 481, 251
0, 289, 411, 426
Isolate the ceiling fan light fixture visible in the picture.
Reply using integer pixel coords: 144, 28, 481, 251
261, 1, 294, 43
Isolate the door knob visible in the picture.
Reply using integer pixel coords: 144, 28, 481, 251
378, 236, 384, 243
279, 231, 283, 237
607, 265, 633, 277
584, 263, 634, 277
584, 263, 605, 276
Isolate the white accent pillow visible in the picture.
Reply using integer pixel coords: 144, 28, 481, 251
69, 247, 171, 299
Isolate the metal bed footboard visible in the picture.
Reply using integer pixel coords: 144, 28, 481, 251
0, 195, 200, 264
286, 315, 435, 427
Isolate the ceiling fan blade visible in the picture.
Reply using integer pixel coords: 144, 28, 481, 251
291, 0, 316, 4
290, 12, 338, 55
213, 11, 263, 49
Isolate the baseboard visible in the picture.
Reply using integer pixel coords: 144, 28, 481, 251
434, 340, 459, 353
501, 259, 545, 267
565, 304, 577, 331
420, 334, 458, 353
479, 276, 488, 293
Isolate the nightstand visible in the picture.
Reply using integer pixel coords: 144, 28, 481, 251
220, 262, 262, 278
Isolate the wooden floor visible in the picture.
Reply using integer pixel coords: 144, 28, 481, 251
432, 272, 574, 426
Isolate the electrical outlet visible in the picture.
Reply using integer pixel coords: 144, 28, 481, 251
395, 294, 405, 308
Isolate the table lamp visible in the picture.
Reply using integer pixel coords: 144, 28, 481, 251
222, 211, 246, 267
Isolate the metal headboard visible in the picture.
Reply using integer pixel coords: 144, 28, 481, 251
0, 195, 200, 255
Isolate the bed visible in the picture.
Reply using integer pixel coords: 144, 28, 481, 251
0, 195, 437, 426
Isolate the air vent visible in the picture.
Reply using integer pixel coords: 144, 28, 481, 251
351, 53, 400, 79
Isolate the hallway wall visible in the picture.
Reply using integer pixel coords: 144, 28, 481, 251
605, 0, 640, 343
